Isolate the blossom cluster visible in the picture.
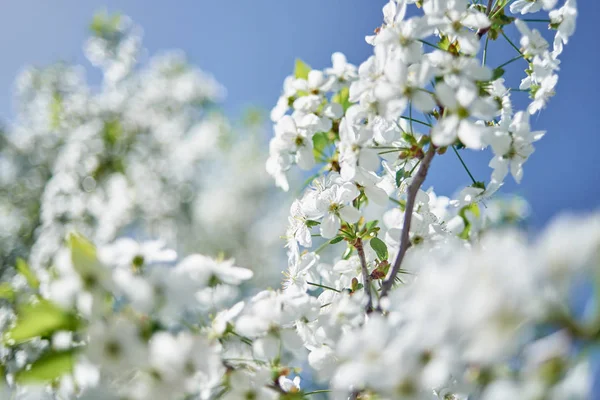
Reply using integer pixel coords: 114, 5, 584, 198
0, 234, 255, 399
263, 0, 588, 398
268, 0, 578, 280
267, 0, 576, 198
0, 1, 593, 400
0, 13, 287, 286
1, 212, 597, 399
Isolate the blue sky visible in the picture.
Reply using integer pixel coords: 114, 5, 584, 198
0, 0, 597, 227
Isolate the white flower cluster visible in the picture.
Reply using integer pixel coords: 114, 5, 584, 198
0, 1, 594, 400
0, 13, 287, 286
267, 0, 577, 199
270, 0, 579, 275
2, 213, 595, 399
0, 234, 255, 399
264, 0, 589, 398
327, 213, 599, 399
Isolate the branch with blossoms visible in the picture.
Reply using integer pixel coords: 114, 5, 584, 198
380, 143, 436, 300
269, 0, 576, 311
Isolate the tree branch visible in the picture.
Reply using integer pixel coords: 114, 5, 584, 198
354, 238, 373, 312
486, 0, 494, 15
380, 145, 436, 300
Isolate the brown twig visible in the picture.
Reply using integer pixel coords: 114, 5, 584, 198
379, 145, 436, 300
354, 238, 373, 312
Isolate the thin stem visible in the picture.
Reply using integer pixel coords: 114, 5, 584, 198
314, 240, 331, 254
416, 87, 435, 95
230, 332, 253, 346
393, 119, 407, 134
367, 145, 410, 150
297, 169, 324, 196
400, 115, 431, 127
307, 281, 341, 293
378, 149, 406, 155
223, 358, 266, 364
482, 35, 490, 66
521, 18, 551, 23
313, 146, 328, 160
490, 0, 510, 20
339, 227, 354, 237
380, 145, 436, 300
501, 31, 524, 56
389, 196, 403, 207
418, 39, 444, 51
409, 102, 414, 135
496, 54, 525, 70
304, 390, 332, 396
408, 159, 421, 176
451, 145, 477, 185
371, 281, 380, 302
355, 238, 373, 312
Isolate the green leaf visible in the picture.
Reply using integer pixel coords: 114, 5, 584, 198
365, 220, 379, 231
68, 233, 101, 277
438, 36, 451, 51
90, 13, 105, 35
438, 35, 460, 55
103, 119, 123, 146
294, 59, 311, 80
402, 132, 417, 145
68, 233, 112, 291
458, 203, 481, 240
395, 168, 406, 188
0, 283, 15, 301
370, 237, 388, 261
312, 132, 329, 159
491, 68, 505, 81
90, 11, 122, 37
332, 87, 352, 112
68, 233, 97, 264
488, 8, 515, 40
330, 236, 344, 245
472, 181, 486, 190
5, 300, 80, 345
16, 258, 40, 290
15, 350, 76, 383
342, 246, 353, 260
305, 220, 321, 228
